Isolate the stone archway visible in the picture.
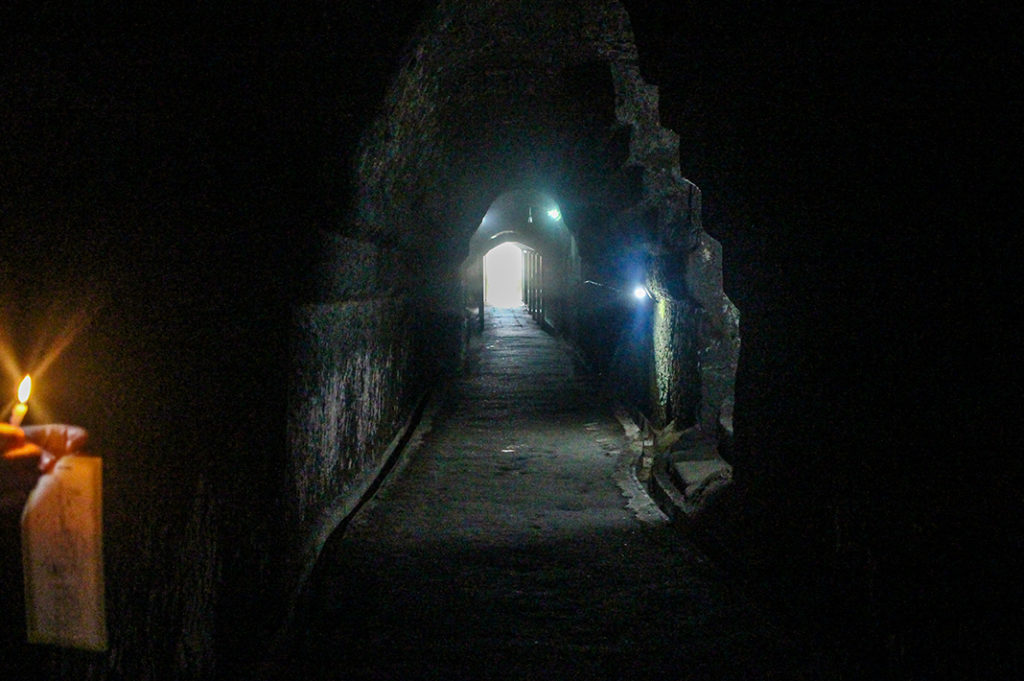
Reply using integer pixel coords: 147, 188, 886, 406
462, 189, 580, 334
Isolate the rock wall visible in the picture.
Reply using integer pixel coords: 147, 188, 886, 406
286, 297, 413, 587
281, 230, 465, 625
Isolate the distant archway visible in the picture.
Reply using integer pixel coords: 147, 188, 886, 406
462, 189, 578, 333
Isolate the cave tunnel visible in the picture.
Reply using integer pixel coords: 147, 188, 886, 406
292, 0, 740, 578
3, 1, 749, 678
281, 1, 744, 677
4, 1, 1003, 679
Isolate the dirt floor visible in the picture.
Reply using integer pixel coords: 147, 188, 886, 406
282, 307, 838, 680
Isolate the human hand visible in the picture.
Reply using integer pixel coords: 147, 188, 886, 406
2, 424, 42, 501
24, 425, 89, 473
1, 423, 88, 473
0, 423, 41, 460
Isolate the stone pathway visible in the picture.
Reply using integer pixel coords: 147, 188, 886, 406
285, 307, 836, 680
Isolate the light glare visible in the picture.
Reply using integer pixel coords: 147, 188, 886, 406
633, 286, 648, 300
547, 208, 561, 221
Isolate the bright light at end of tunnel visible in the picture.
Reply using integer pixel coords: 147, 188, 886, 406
633, 286, 649, 300
547, 208, 561, 221
484, 242, 525, 308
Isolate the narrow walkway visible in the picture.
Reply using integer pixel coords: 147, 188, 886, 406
287, 307, 834, 680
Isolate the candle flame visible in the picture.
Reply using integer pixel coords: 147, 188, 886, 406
17, 375, 31, 403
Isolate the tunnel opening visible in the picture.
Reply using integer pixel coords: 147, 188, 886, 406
463, 189, 578, 334
483, 242, 525, 308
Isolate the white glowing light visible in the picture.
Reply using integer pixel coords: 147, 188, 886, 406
547, 208, 561, 221
633, 286, 648, 300
484, 242, 525, 308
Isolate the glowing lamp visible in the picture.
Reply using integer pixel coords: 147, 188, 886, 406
547, 208, 561, 221
633, 286, 648, 300
10, 374, 31, 427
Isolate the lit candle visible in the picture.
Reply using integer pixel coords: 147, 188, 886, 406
10, 374, 31, 427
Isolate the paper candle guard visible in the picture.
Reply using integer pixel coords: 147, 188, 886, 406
21, 455, 107, 651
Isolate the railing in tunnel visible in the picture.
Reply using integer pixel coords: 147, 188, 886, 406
524, 250, 543, 322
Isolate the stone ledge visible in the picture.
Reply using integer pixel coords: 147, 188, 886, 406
646, 441, 734, 529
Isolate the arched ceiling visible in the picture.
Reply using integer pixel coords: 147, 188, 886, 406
464, 188, 571, 267
352, 0, 644, 273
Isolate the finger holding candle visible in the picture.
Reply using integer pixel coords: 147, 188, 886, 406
0, 422, 42, 460
1, 423, 43, 502
0, 422, 21, 446
23, 424, 90, 473
22, 424, 89, 456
